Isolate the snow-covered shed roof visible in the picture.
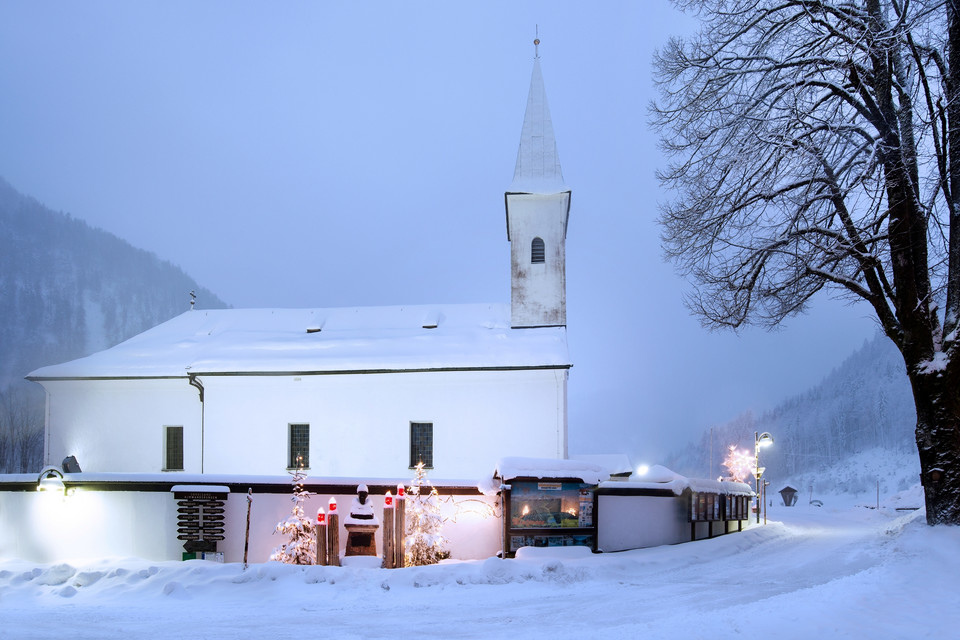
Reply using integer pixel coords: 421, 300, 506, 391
597, 465, 754, 497
569, 454, 634, 477
495, 456, 605, 484
27, 303, 570, 380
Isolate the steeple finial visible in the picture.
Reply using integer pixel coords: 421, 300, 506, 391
534, 25, 540, 59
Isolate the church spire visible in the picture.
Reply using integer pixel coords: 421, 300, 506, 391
505, 37, 571, 329
508, 42, 568, 195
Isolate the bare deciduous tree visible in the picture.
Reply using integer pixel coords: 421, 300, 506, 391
653, 0, 959, 523
0, 385, 44, 473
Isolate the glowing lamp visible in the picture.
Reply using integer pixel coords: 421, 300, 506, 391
317, 508, 326, 525
328, 497, 337, 512
384, 491, 394, 508
397, 484, 405, 499
37, 466, 66, 494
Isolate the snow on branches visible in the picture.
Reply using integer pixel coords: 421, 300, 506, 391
270, 460, 315, 565
722, 446, 754, 484
404, 461, 449, 567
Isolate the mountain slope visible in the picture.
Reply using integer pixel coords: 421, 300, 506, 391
0, 177, 227, 472
0, 177, 227, 386
667, 333, 918, 488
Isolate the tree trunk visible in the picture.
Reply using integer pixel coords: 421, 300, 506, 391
908, 364, 960, 524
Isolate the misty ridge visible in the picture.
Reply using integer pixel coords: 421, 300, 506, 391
667, 333, 918, 494
0, 177, 227, 472
0, 177, 918, 483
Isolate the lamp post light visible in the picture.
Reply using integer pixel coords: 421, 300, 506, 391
754, 431, 773, 524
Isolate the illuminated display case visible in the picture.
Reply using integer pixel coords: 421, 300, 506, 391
503, 479, 596, 554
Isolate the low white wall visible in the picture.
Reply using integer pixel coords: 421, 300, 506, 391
596, 494, 690, 552
0, 487, 501, 564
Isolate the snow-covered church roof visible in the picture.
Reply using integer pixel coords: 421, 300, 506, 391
27, 303, 570, 380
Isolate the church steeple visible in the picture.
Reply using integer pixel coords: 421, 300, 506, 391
506, 42, 571, 329
509, 56, 569, 195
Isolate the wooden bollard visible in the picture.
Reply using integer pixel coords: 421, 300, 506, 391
316, 508, 328, 566
327, 497, 340, 567
382, 491, 395, 569
243, 488, 253, 570
395, 484, 406, 568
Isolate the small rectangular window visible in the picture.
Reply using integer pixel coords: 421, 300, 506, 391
289, 423, 310, 469
164, 426, 184, 471
410, 422, 433, 469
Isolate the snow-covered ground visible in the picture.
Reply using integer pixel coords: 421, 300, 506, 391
1, 486, 955, 639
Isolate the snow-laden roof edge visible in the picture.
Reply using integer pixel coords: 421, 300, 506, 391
495, 456, 606, 484
27, 303, 570, 380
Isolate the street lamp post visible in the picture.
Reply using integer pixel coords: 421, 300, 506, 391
754, 431, 773, 524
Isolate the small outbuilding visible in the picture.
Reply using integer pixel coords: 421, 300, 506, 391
779, 485, 799, 506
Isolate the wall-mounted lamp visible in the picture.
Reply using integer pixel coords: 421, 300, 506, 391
37, 466, 66, 494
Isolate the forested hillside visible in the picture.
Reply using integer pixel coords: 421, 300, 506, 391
667, 333, 918, 493
0, 177, 227, 472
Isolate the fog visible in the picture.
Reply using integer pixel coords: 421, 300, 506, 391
0, 1, 877, 463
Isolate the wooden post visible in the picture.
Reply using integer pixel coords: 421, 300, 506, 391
395, 483, 406, 568
327, 497, 340, 567
316, 508, 328, 566
382, 491, 395, 569
243, 488, 252, 570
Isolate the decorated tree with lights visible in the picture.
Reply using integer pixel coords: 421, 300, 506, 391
404, 461, 449, 566
270, 460, 315, 564
722, 446, 754, 484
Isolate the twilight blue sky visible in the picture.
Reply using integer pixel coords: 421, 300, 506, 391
0, 1, 878, 464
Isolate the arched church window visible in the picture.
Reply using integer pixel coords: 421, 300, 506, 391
531, 237, 545, 263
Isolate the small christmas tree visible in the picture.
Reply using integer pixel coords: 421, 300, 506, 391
404, 461, 449, 566
270, 459, 316, 564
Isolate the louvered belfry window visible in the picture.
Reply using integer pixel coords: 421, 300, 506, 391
531, 237, 545, 263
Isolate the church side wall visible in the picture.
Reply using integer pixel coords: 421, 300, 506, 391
40, 379, 201, 474
199, 368, 566, 479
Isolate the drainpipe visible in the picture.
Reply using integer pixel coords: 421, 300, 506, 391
188, 374, 205, 473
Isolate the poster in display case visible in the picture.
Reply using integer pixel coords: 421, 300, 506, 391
504, 480, 596, 554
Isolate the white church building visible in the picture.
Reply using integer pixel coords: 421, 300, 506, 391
27, 55, 573, 483
3, 51, 754, 565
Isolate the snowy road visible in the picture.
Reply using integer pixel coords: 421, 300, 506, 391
1, 498, 956, 639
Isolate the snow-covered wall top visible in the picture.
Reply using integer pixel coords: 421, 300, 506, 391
495, 456, 606, 484
27, 303, 569, 379
597, 464, 753, 497
569, 453, 633, 476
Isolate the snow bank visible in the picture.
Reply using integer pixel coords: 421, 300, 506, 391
2, 495, 957, 639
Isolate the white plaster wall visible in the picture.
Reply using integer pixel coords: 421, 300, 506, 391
596, 495, 690, 552
40, 379, 202, 473
199, 368, 567, 479
0, 490, 182, 562
0, 488, 500, 563
232, 491, 502, 564
507, 192, 569, 327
